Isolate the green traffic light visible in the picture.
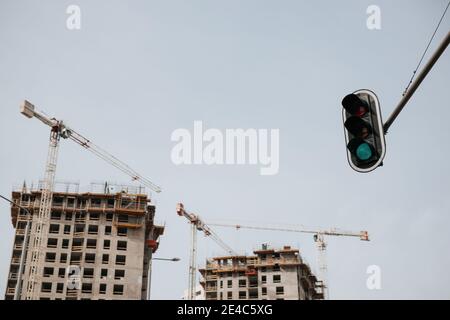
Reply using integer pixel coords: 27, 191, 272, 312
356, 143, 372, 160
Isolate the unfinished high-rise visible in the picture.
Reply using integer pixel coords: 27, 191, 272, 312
4, 182, 164, 300
199, 245, 324, 300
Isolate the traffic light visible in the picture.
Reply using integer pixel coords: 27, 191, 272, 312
341, 89, 386, 173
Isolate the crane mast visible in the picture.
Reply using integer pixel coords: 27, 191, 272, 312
25, 124, 61, 299
176, 203, 236, 300
19, 100, 161, 299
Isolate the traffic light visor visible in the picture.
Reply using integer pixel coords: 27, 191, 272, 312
342, 94, 368, 116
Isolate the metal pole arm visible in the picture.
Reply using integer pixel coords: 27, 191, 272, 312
384, 31, 450, 133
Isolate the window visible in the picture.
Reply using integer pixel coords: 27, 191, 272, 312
99, 284, 107, 294
58, 268, 65, 278
239, 279, 246, 288
106, 213, 113, 221
227, 280, 232, 288
220, 281, 223, 289
117, 227, 127, 237
82, 283, 92, 294
262, 287, 267, 296
41, 282, 52, 293
45, 252, 56, 263
273, 275, 281, 283
102, 254, 109, 264
91, 198, 102, 207
62, 239, 69, 249
117, 241, 127, 251
70, 252, 82, 264
227, 292, 232, 300
49, 224, 60, 234
273, 264, 280, 272
115, 255, 126, 266
114, 270, 125, 280
239, 291, 246, 299
103, 240, 110, 250
118, 215, 128, 223
72, 238, 83, 249
88, 225, 98, 235
83, 268, 94, 279
249, 288, 258, 299
276, 287, 284, 295
261, 267, 267, 273
261, 275, 267, 284
104, 226, 112, 235
60, 253, 67, 263
56, 283, 64, 294
113, 284, 124, 295
74, 224, 84, 234
43, 267, 54, 277
89, 212, 99, 220
86, 239, 97, 249
67, 198, 75, 208
249, 276, 258, 287
101, 269, 108, 278
64, 225, 71, 235
51, 212, 61, 220
79, 199, 87, 209
53, 197, 64, 207
107, 199, 115, 209
85, 253, 96, 264
47, 238, 58, 248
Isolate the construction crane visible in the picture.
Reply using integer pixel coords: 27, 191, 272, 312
176, 203, 237, 300
19, 100, 162, 300
207, 222, 369, 300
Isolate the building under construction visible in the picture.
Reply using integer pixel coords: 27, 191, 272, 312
4, 182, 164, 300
199, 244, 324, 300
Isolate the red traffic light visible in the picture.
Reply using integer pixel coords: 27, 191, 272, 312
342, 94, 369, 117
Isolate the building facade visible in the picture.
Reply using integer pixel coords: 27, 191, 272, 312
199, 245, 324, 300
4, 183, 164, 300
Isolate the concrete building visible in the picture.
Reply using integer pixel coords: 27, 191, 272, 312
199, 244, 324, 300
4, 182, 164, 300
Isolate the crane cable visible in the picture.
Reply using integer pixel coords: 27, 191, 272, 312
402, 1, 450, 96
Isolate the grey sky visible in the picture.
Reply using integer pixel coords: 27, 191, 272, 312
1, 0, 449, 299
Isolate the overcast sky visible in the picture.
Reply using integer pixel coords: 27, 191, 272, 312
1, 0, 449, 299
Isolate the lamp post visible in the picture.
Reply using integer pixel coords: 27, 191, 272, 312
147, 256, 181, 300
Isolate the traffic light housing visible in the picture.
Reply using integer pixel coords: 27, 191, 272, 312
342, 89, 386, 173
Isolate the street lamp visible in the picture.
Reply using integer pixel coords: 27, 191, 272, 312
153, 257, 181, 262
147, 256, 181, 300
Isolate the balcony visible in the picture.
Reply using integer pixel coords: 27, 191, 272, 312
6, 288, 15, 295
205, 285, 217, 292
9, 273, 18, 281
11, 257, 21, 264
66, 289, 79, 298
